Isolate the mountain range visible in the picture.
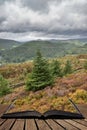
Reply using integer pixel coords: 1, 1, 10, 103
0, 38, 87, 63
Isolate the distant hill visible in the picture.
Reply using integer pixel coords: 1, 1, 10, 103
0, 38, 22, 51
1, 39, 87, 63
67, 37, 87, 43
84, 43, 87, 47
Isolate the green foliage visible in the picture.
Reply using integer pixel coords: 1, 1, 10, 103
64, 60, 72, 75
51, 60, 62, 78
84, 60, 87, 70
26, 51, 54, 91
0, 74, 11, 96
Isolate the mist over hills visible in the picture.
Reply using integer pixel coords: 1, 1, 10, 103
0, 38, 87, 63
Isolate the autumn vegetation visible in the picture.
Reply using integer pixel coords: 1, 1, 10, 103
0, 53, 87, 113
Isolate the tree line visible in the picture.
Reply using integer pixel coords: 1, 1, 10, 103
26, 51, 72, 91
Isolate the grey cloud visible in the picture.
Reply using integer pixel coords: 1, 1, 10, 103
0, 0, 87, 40
22, 0, 49, 12
21, 0, 60, 12
0, 0, 14, 5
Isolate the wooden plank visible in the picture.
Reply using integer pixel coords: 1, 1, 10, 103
25, 119, 37, 130
55, 119, 79, 130
84, 119, 87, 121
73, 119, 87, 127
0, 119, 15, 130
0, 118, 6, 125
0, 105, 9, 117
77, 104, 87, 118
46, 119, 65, 130
35, 119, 51, 130
65, 119, 87, 130
11, 119, 25, 130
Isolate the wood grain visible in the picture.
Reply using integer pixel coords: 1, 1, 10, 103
65, 119, 87, 130
0, 119, 15, 130
46, 119, 65, 130
26, 119, 37, 130
11, 119, 24, 130
36, 119, 51, 130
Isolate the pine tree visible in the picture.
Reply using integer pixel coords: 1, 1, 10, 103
64, 60, 72, 75
51, 60, 62, 78
26, 51, 53, 91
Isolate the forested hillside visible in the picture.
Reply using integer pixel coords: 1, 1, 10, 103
0, 39, 22, 51
1, 40, 87, 63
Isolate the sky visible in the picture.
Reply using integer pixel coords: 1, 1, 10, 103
0, 0, 87, 41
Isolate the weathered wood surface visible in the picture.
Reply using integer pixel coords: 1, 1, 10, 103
0, 105, 87, 130
0, 104, 9, 116
77, 104, 87, 118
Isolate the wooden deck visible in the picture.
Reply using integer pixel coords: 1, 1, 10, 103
0, 105, 87, 130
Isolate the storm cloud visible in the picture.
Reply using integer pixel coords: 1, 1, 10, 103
0, 0, 87, 41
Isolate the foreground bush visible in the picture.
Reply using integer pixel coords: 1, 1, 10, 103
0, 74, 11, 96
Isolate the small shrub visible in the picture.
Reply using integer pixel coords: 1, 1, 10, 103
15, 99, 25, 106
51, 60, 63, 78
63, 60, 72, 75
71, 89, 87, 103
0, 74, 11, 96
84, 61, 87, 70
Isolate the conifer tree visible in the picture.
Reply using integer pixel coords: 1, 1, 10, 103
51, 60, 62, 77
26, 50, 53, 91
64, 60, 72, 75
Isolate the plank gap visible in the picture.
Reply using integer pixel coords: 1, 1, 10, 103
65, 119, 87, 130
73, 119, 87, 127
34, 119, 39, 130
55, 119, 79, 130
24, 119, 26, 130
9, 119, 16, 130
45, 120, 53, 130
64, 120, 80, 130
53, 119, 66, 130
0, 119, 7, 126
